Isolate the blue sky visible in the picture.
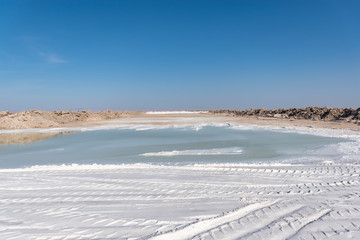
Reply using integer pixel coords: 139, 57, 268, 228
1, 0, 359, 111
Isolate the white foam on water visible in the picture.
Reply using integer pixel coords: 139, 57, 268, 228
140, 147, 243, 157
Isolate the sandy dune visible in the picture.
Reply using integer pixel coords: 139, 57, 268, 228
0, 110, 140, 130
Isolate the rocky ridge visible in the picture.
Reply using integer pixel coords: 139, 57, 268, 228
210, 107, 360, 124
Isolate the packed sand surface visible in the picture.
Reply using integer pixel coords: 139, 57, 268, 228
0, 112, 359, 239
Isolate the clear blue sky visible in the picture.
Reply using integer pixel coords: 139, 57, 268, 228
1, 0, 359, 111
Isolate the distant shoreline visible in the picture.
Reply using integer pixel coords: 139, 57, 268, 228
0, 107, 359, 131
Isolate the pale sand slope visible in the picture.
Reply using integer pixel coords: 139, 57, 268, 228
0, 113, 359, 239
0, 110, 141, 130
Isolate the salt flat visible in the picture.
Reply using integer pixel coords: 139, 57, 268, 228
0, 113, 359, 239
0, 162, 359, 239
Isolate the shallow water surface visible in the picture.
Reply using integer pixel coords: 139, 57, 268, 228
0, 126, 346, 168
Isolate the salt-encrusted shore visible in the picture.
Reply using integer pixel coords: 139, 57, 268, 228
0, 112, 359, 239
0, 107, 359, 131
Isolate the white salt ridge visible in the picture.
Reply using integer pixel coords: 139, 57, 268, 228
140, 147, 243, 157
145, 111, 208, 114
0, 123, 213, 134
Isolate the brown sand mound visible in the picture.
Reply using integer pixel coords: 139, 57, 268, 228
0, 110, 140, 130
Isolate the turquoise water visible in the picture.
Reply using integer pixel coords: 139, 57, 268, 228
0, 126, 345, 168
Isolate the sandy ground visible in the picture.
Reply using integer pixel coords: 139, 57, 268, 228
70, 112, 360, 130
0, 112, 359, 239
0, 110, 141, 130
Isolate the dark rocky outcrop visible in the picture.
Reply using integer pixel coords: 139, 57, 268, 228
210, 107, 360, 124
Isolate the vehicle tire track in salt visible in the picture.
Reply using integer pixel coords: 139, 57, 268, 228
146, 200, 280, 240
0, 163, 359, 239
